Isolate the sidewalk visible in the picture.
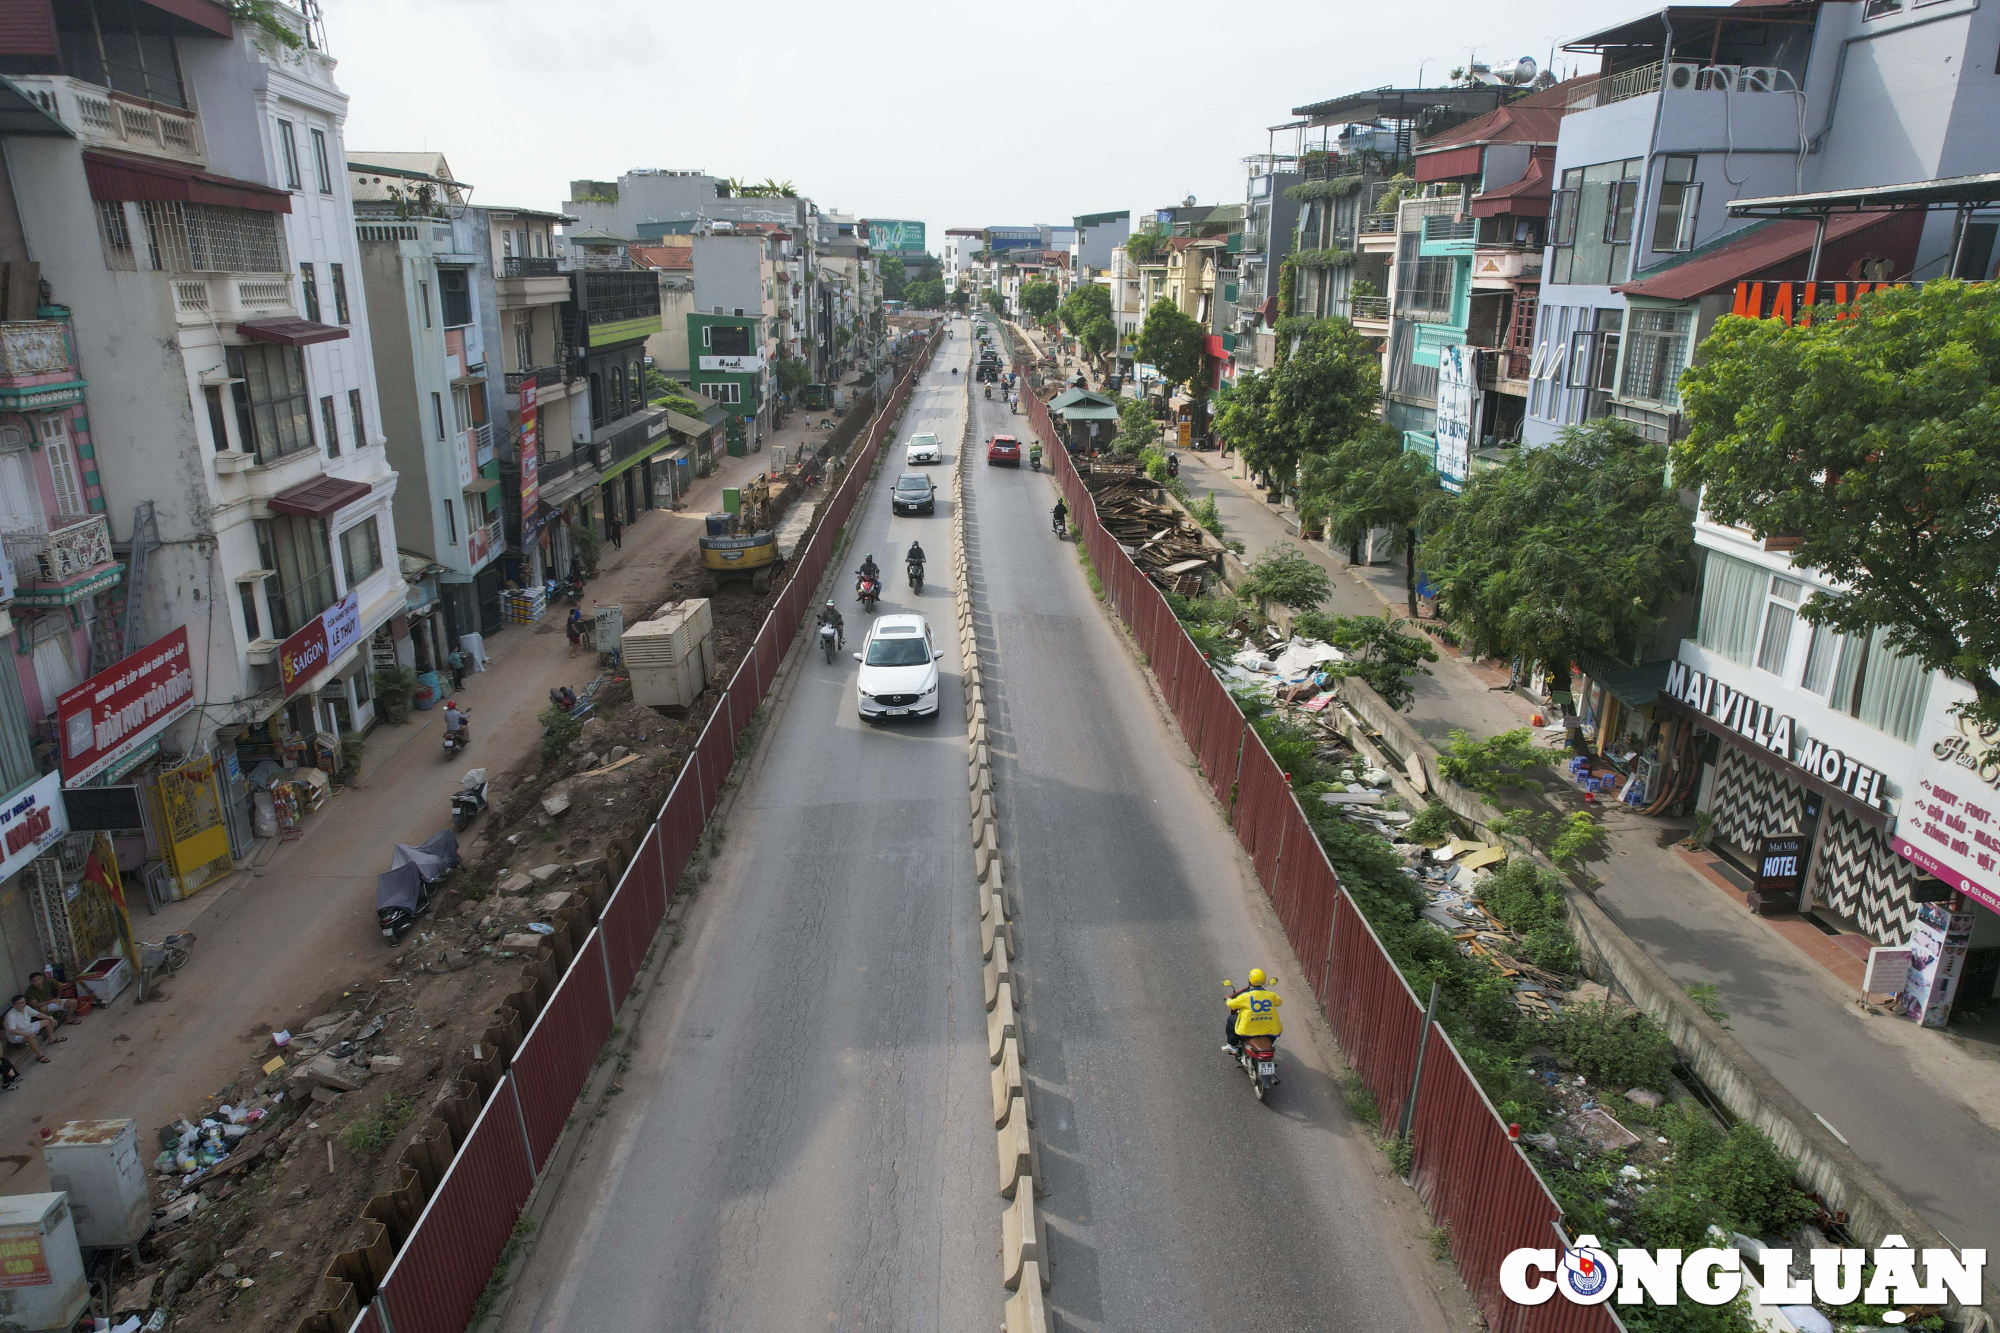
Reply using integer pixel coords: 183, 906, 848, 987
0, 427, 797, 1196
1181, 444, 2000, 1273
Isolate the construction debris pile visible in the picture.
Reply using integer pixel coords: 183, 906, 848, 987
1081, 464, 1221, 594
1398, 842, 1575, 1022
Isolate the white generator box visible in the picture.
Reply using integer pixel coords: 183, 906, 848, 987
43, 1119, 149, 1247
592, 604, 625, 653
623, 599, 716, 710
0, 1193, 88, 1329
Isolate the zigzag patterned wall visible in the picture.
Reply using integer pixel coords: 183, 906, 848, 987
1813, 805, 1923, 945
1709, 744, 1807, 851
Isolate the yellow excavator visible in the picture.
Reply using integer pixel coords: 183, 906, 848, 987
699, 490, 782, 594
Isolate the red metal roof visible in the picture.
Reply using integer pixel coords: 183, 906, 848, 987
239, 317, 348, 347
82, 149, 291, 213
1615, 210, 1923, 300
266, 475, 372, 518
0, 0, 57, 55
1416, 78, 1586, 157
1416, 145, 1483, 182
628, 245, 694, 270
1470, 150, 1555, 217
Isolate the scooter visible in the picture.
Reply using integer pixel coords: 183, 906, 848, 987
1052, 511, 1067, 540
376, 830, 459, 944
442, 710, 471, 759
1224, 977, 1281, 1103
451, 768, 489, 832
856, 573, 881, 613
820, 622, 840, 664
907, 559, 924, 594
984, 385, 992, 399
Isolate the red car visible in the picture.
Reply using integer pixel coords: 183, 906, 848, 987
987, 435, 1022, 466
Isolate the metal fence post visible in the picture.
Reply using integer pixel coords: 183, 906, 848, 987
598, 932, 617, 1010
507, 1074, 536, 1169
1396, 979, 1443, 1150
372, 1293, 396, 1333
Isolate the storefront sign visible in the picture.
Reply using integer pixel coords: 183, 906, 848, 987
56, 627, 195, 787
1434, 344, 1477, 493
1754, 833, 1807, 898
1664, 661, 1889, 811
0, 772, 67, 883
1893, 707, 2000, 912
519, 380, 541, 544
1896, 900, 1974, 1028
155, 753, 230, 893
0, 1225, 48, 1287
277, 592, 361, 699
697, 354, 765, 373
1861, 946, 1912, 996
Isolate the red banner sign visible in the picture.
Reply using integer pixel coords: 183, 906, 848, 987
278, 592, 361, 699
56, 627, 194, 786
519, 379, 541, 543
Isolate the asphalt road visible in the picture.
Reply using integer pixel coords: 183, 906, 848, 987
965, 379, 1453, 1332
504, 338, 987, 1331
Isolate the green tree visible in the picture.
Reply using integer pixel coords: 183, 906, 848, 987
775, 358, 810, 394
1676, 281, 2000, 725
950, 286, 969, 310
1212, 372, 1279, 477
1115, 395, 1158, 454
1058, 283, 1114, 350
1255, 319, 1382, 495
879, 255, 907, 302
1292, 611, 1439, 712
1241, 543, 1332, 613
1019, 279, 1059, 320
903, 278, 947, 309
1421, 420, 1695, 672
1303, 424, 1438, 615
1134, 297, 1212, 429
981, 287, 1006, 316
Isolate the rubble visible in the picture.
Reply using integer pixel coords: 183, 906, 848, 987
1079, 465, 1223, 589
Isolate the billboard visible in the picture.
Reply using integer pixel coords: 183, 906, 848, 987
1894, 702, 2000, 914
278, 592, 362, 699
0, 772, 67, 883
867, 219, 927, 254
56, 627, 195, 786
1434, 343, 1478, 493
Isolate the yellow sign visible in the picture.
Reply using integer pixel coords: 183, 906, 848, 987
1177, 422, 1191, 447
154, 756, 231, 894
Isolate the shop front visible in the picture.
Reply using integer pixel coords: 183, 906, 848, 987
1567, 657, 1678, 808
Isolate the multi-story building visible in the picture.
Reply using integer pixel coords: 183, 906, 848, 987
3, 0, 404, 851
1070, 211, 1129, 279
554, 235, 666, 555
943, 227, 982, 289
484, 203, 576, 589
1230, 159, 1299, 376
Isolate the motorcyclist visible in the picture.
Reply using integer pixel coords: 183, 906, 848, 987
858, 553, 880, 585
1028, 440, 1043, 468
906, 540, 927, 575
816, 599, 845, 649
1224, 968, 1283, 1056
1052, 497, 1068, 533
443, 699, 470, 741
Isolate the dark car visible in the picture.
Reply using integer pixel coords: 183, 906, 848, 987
892, 472, 937, 514
987, 436, 1021, 466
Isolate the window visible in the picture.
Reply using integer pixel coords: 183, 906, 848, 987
254, 514, 336, 640
419, 281, 432, 328
1863, 0, 1902, 14
514, 310, 534, 372
711, 324, 753, 355
348, 389, 365, 447
1801, 624, 1930, 741
38, 417, 82, 516
533, 229, 544, 257
451, 386, 471, 434
227, 343, 314, 464
310, 128, 333, 194
1605, 178, 1640, 245
432, 392, 446, 441
95, 201, 134, 269
1652, 157, 1702, 253
438, 269, 471, 327
1550, 159, 1641, 285
239, 582, 262, 642
444, 498, 457, 544
330, 262, 350, 324
1757, 577, 1802, 674
1694, 552, 1765, 666
611, 366, 626, 419
277, 120, 302, 190
339, 516, 382, 586
589, 372, 605, 427
1620, 308, 1692, 405
300, 262, 320, 323
204, 384, 231, 452
700, 381, 741, 404
131, 202, 286, 274
320, 394, 339, 457
57, 17, 187, 107
502, 230, 514, 258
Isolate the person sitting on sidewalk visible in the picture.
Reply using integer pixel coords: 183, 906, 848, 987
5, 995, 61, 1062
23, 972, 73, 1027
0, 1057, 19, 1091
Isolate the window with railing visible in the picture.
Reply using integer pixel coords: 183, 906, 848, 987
96, 201, 288, 274
1619, 307, 1691, 405
57, 14, 188, 108
255, 513, 337, 641
1395, 234, 1456, 320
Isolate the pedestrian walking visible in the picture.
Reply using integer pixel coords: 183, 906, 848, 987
566, 606, 584, 657
448, 646, 467, 691
607, 513, 623, 550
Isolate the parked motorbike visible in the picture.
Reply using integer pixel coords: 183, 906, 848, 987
856, 574, 881, 613
136, 932, 196, 1003
1224, 977, 1281, 1103
820, 622, 840, 664
907, 559, 924, 594
451, 767, 489, 832
377, 830, 459, 944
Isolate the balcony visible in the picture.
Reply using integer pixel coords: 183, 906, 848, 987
1348, 295, 1391, 322
1360, 215, 1398, 235
467, 515, 503, 569
504, 365, 563, 393
1562, 61, 1662, 114
12, 77, 204, 165
2, 514, 121, 607
171, 275, 296, 327
0, 321, 85, 411
503, 256, 561, 278
473, 422, 496, 468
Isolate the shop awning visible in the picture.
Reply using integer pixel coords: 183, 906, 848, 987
239, 316, 349, 346
1579, 657, 1676, 710
665, 409, 711, 436
1614, 212, 1915, 300
1415, 144, 1483, 183
464, 476, 500, 493
82, 149, 291, 214
266, 476, 372, 518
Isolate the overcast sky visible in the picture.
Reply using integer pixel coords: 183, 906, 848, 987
330, 0, 1614, 245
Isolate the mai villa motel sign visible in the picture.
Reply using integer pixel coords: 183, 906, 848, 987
1663, 661, 1889, 811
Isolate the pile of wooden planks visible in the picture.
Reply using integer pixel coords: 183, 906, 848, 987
1085, 473, 1219, 588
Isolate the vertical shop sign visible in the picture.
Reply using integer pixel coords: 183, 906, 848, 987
1896, 901, 1976, 1028
155, 754, 231, 894
1435, 344, 1477, 493
519, 379, 541, 544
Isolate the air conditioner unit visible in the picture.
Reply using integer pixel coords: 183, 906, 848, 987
1736, 65, 1781, 91
1702, 64, 1742, 91
1666, 61, 1704, 90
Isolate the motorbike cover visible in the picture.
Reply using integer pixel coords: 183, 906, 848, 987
389, 829, 460, 885
375, 862, 425, 914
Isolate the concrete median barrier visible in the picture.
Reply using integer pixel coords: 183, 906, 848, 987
987, 981, 1020, 1063
996, 1101, 1043, 1197
991, 1039, 1029, 1126
969, 746, 990, 787
1002, 1188, 1051, 1291
970, 786, 994, 825
975, 827, 999, 878
1004, 1265, 1050, 1333
983, 944, 1013, 1009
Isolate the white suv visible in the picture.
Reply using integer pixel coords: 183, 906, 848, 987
905, 433, 942, 465
853, 614, 942, 720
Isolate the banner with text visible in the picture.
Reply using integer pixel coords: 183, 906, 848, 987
0, 771, 67, 883
56, 627, 195, 786
519, 380, 541, 545
278, 592, 362, 699
1894, 703, 2000, 913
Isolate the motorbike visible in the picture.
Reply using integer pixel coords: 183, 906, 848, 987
907, 559, 924, 594
451, 767, 489, 832
1029, 452, 1040, 472
376, 830, 459, 944
820, 621, 840, 664
983, 385, 991, 399
856, 573, 881, 613
442, 711, 471, 759
1224, 978, 1281, 1102
1052, 511, 1068, 540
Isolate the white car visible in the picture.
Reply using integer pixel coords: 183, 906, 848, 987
853, 614, 943, 721
905, 433, 942, 465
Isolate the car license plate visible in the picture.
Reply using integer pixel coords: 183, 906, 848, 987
886, 707, 908, 716
1257, 1061, 1275, 1075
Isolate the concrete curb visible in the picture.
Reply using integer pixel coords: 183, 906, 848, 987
958, 356, 1051, 1331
